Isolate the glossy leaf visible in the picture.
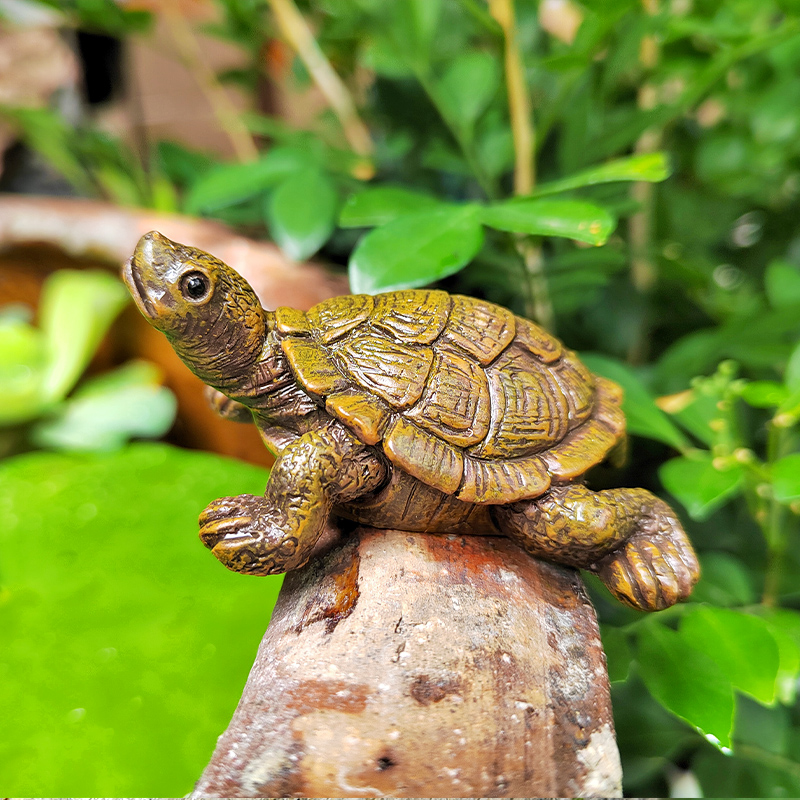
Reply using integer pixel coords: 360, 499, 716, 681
339, 186, 442, 228
349, 205, 484, 294
659, 451, 744, 520
185, 148, 310, 214
264, 167, 339, 260
31, 361, 177, 452
581, 353, 690, 450
0, 443, 277, 796
38, 270, 129, 404
637, 620, 735, 750
530, 152, 671, 197
436, 51, 499, 131
772, 453, 800, 504
680, 606, 780, 705
480, 199, 616, 245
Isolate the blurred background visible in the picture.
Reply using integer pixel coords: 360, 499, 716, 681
1, 0, 800, 796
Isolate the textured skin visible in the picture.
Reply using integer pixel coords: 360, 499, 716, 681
123, 232, 700, 611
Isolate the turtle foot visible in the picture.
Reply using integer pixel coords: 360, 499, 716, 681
593, 521, 699, 612
199, 494, 302, 575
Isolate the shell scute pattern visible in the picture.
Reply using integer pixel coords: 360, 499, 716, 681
371, 290, 450, 344
281, 290, 623, 503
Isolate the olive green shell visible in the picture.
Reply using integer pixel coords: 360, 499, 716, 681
274, 290, 625, 504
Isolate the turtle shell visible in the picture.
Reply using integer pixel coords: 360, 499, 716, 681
274, 290, 625, 504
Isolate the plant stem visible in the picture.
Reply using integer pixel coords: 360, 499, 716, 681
268, 0, 374, 164
516, 235, 554, 331
161, 1, 259, 163
761, 421, 790, 607
488, 0, 534, 195
627, 0, 661, 363
489, 0, 555, 330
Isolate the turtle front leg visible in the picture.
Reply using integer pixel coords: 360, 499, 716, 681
199, 425, 387, 575
492, 485, 699, 611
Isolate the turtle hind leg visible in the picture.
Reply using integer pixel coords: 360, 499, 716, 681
491, 485, 699, 611
198, 425, 387, 575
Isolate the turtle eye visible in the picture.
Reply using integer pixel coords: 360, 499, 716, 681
181, 271, 211, 302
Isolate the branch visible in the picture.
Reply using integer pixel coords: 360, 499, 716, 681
161, 1, 259, 164
268, 0, 373, 163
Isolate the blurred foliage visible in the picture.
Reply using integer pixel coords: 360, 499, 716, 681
0, 269, 176, 457
0, 443, 278, 796
2, 0, 800, 796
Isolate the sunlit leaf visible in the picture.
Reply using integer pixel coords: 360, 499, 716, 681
339, 186, 442, 228
637, 620, 735, 750
349, 205, 484, 294
680, 606, 780, 705
480, 199, 616, 245
659, 451, 744, 520
264, 167, 339, 260
581, 354, 690, 450
38, 270, 129, 404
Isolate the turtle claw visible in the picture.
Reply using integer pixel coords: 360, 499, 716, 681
594, 526, 700, 612
198, 494, 307, 575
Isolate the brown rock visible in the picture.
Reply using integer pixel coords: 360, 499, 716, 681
193, 528, 622, 798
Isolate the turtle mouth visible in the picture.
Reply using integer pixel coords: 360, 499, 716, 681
122, 257, 155, 319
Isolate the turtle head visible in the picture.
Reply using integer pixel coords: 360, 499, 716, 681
123, 231, 268, 393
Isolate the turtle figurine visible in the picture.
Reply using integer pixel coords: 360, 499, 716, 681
123, 231, 699, 612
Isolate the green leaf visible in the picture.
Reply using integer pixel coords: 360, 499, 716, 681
600, 625, 632, 683
185, 148, 310, 214
680, 607, 780, 705
637, 620, 735, 750
264, 167, 339, 260
31, 361, 177, 452
531, 153, 671, 198
772, 453, 800, 504
349, 205, 484, 294
480, 199, 616, 245
691, 552, 756, 607
765, 260, 800, 309
38, 270, 129, 404
0, 443, 277, 796
739, 381, 790, 408
436, 51, 499, 132
785, 339, 800, 392
339, 186, 442, 228
0, 318, 47, 424
581, 354, 690, 450
659, 451, 744, 521
759, 609, 800, 705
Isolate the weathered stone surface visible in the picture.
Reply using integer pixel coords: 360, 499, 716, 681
193, 528, 621, 798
